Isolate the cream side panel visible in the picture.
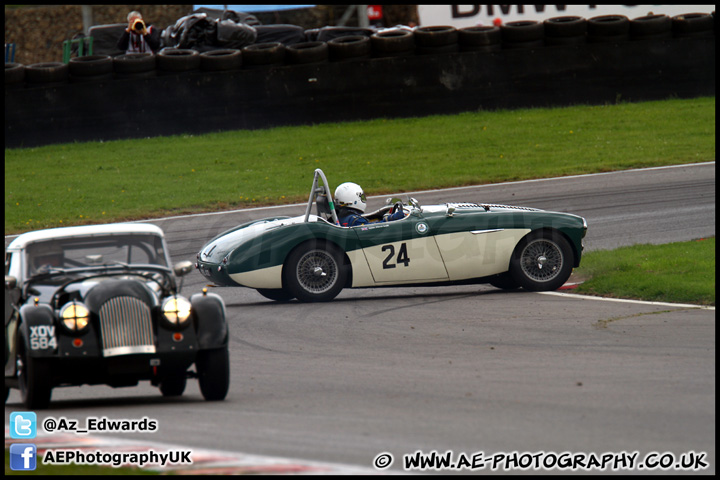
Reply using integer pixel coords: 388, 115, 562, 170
362, 237, 448, 283
347, 249, 375, 287
436, 229, 531, 280
229, 265, 283, 289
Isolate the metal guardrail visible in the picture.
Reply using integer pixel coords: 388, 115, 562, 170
62, 36, 93, 63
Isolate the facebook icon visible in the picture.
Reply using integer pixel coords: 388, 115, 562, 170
10, 444, 37, 471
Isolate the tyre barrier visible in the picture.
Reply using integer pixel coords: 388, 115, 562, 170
285, 41, 328, 65
5, 13, 714, 89
457, 26, 501, 52
672, 12, 714, 37
157, 48, 201, 74
587, 15, 630, 43
630, 14, 672, 40
370, 29, 415, 57
199, 49, 242, 71
113, 53, 157, 79
68, 55, 113, 83
327, 35, 371, 61
500, 20, 545, 49
242, 42, 285, 68
24, 62, 68, 87
5, 62, 25, 88
414, 26, 459, 55
544, 16, 588, 46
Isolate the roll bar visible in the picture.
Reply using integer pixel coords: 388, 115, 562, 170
303, 168, 340, 225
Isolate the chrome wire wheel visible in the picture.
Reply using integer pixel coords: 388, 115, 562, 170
510, 231, 574, 292
295, 249, 339, 294
519, 238, 564, 282
284, 242, 347, 302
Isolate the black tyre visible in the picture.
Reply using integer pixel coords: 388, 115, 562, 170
672, 13, 714, 37
458, 26, 501, 47
328, 35, 371, 61
5, 62, 25, 85
630, 14, 672, 40
242, 42, 285, 67
285, 41, 328, 64
414, 25, 458, 47
544, 16, 587, 45
17, 335, 52, 409
588, 15, 630, 43
509, 230, 574, 292
370, 29, 415, 57
196, 347, 230, 401
24, 62, 68, 84
113, 53, 156, 74
543, 16, 588, 37
501, 20, 544, 44
256, 288, 295, 302
283, 241, 347, 302
159, 372, 187, 397
69, 55, 113, 77
200, 49, 242, 71
157, 48, 201, 72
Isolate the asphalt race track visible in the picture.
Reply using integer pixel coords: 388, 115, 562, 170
5, 162, 715, 474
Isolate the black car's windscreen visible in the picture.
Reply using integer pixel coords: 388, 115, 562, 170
26, 234, 169, 275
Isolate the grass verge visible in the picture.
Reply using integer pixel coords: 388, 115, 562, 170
4, 96, 715, 234
574, 238, 715, 306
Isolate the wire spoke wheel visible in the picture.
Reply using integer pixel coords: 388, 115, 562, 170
284, 241, 347, 302
510, 231, 574, 291
296, 249, 339, 294
520, 239, 564, 282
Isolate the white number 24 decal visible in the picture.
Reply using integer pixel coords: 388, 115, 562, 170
381, 243, 410, 269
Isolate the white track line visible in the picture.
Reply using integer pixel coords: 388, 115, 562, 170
540, 290, 715, 310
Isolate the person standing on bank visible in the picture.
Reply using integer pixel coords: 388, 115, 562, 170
117, 11, 161, 54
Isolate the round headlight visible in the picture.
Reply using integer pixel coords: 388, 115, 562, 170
162, 296, 192, 325
60, 302, 90, 332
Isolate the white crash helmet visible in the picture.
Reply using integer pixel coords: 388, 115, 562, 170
334, 182, 367, 213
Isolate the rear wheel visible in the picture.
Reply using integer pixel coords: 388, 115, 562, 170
509, 231, 574, 291
284, 241, 347, 302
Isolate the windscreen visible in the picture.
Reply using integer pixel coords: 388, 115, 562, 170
26, 234, 169, 276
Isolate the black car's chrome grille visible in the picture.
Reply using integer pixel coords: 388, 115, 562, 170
98, 296, 156, 357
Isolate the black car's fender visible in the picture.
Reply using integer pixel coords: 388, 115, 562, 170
191, 291, 228, 350
18, 303, 57, 358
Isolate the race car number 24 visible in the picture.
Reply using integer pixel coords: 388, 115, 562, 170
30, 325, 57, 350
382, 243, 410, 269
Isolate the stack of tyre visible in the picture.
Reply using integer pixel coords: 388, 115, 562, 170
5, 12, 714, 87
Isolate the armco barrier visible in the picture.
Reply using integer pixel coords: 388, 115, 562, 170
4, 34, 714, 149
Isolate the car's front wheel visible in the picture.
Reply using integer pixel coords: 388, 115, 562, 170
17, 335, 52, 409
283, 241, 347, 302
196, 347, 230, 401
509, 230, 574, 291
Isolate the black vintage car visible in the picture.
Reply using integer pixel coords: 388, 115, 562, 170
5, 223, 230, 409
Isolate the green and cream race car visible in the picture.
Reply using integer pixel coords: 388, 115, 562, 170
196, 169, 588, 302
